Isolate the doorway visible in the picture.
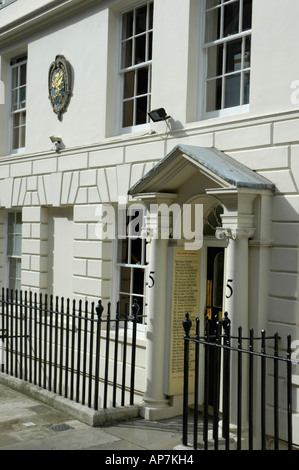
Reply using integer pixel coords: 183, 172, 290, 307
205, 246, 225, 406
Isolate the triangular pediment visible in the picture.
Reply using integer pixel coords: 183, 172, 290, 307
128, 145, 275, 196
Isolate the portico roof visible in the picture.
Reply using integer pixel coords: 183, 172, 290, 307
128, 144, 275, 196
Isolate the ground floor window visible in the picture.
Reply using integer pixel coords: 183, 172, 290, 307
7, 211, 22, 291
117, 208, 147, 323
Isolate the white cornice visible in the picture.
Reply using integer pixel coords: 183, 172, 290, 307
0, 0, 101, 49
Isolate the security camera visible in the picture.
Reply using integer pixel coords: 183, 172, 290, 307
50, 136, 62, 152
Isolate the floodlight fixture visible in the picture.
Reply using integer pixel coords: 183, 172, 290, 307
148, 108, 170, 122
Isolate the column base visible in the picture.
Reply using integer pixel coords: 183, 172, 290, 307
139, 398, 177, 421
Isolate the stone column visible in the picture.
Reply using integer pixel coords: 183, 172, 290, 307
137, 193, 178, 420
216, 227, 255, 336
216, 226, 255, 433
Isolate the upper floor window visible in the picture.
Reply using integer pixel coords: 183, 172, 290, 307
204, 0, 252, 117
10, 53, 27, 153
0, 0, 17, 8
120, 1, 153, 131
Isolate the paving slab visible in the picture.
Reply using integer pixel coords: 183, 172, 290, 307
0, 381, 185, 451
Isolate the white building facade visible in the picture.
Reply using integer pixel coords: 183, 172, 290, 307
0, 0, 299, 442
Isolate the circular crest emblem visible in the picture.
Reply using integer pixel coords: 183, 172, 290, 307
48, 55, 72, 120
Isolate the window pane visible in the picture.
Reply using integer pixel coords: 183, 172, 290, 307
16, 212, 22, 233
243, 71, 250, 104
124, 70, 135, 99
207, 44, 223, 78
205, 8, 220, 42
148, 2, 153, 29
135, 34, 146, 64
20, 63, 26, 85
9, 258, 16, 279
15, 234, 22, 256
7, 236, 13, 256
135, 5, 147, 35
226, 39, 242, 73
119, 238, 128, 263
122, 11, 134, 39
131, 237, 142, 264
206, 0, 221, 8
136, 96, 147, 124
122, 40, 132, 68
244, 36, 251, 68
12, 67, 18, 88
120, 266, 131, 293
11, 89, 18, 112
206, 78, 222, 111
20, 111, 26, 125
225, 73, 241, 108
12, 127, 19, 150
19, 86, 26, 108
123, 100, 134, 127
137, 67, 148, 95
224, 1, 240, 37
20, 125, 26, 148
148, 31, 153, 60
132, 267, 144, 295
242, 0, 252, 31
8, 212, 15, 233
13, 113, 20, 127
120, 294, 130, 317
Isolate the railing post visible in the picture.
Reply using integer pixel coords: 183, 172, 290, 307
222, 312, 231, 449
64, 298, 70, 399
182, 312, 192, 447
193, 317, 200, 450
88, 302, 95, 408
94, 299, 103, 410
112, 302, 120, 408
261, 330, 266, 450
76, 300, 82, 403
237, 326, 243, 450
273, 332, 279, 450
130, 298, 139, 406
203, 316, 210, 450
82, 300, 89, 405
121, 303, 128, 406
287, 334, 293, 450
248, 328, 254, 450
103, 302, 111, 409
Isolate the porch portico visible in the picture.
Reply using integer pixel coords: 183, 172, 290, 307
128, 144, 275, 420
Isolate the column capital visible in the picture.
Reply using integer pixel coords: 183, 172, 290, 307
216, 227, 255, 240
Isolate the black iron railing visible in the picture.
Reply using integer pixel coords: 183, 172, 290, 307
182, 312, 297, 450
0, 288, 144, 410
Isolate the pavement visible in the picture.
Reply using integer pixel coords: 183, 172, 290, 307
0, 381, 186, 452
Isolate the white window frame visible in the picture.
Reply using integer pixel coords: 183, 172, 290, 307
201, 0, 252, 119
5, 211, 22, 292
117, 0, 153, 134
9, 53, 27, 154
112, 206, 147, 330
